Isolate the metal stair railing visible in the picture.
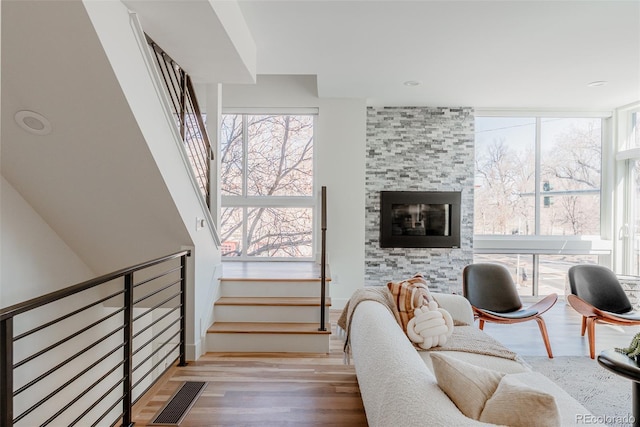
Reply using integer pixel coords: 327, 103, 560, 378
319, 186, 327, 331
145, 35, 212, 208
0, 250, 190, 427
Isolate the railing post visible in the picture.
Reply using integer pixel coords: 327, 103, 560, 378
122, 273, 134, 427
1, 318, 14, 427
179, 254, 188, 367
179, 70, 186, 141
319, 186, 327, 332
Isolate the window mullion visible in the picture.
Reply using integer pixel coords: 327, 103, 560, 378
242, 206, 248, 258
532, 254, 539, 296
241, 116, 249, 257
242, 116, 249, 198
534, 117, 542, 235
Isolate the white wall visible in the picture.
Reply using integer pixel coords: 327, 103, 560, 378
221, 75, 367, 307
1, 176, 94, 306
0, 177, 123, 425
83, 1, 221, 358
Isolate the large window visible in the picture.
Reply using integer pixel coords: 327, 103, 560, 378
475, 115, 605, 296
220, 113, 315, 259
475, 117, 602, 236
475, 117, 536, 235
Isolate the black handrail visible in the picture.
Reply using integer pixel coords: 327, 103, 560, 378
145, 34, 212, 208
0, 250, 190, 427
319, 186, 327, 331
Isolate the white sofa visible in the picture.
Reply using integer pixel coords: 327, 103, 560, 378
349, 293, 604, 427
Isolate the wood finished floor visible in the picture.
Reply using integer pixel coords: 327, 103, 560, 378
133, 297, 640, 426
483, 299, 640, 357
132, 310, 366, 427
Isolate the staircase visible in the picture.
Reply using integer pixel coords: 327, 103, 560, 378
206, 262, 332, 353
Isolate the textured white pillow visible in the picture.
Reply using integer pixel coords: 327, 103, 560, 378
406, 301, 454, 349
430, 353, 504, 419
480, 374, 561, 427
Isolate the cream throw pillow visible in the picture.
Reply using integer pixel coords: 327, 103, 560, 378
429, 353, 504, 419
431, 353, 561, 427
480, 374, 561, 427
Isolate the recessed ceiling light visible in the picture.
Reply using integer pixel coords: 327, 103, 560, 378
403, 80, 421, 87
14, 110, 52, 135
587, 80, 608, 87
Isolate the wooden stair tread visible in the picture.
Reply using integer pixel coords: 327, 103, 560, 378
221, 276, 331, 283
216, 297, 331, 306
208, 322, 332, 334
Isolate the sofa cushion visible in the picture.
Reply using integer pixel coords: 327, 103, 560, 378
480, 373, 561, 427
430, 352, 504, 419
387, 274, 433, 331
431, 353, 561, 426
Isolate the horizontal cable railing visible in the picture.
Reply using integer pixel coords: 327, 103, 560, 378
145, 34, 212, 208
0, 250, 190, 427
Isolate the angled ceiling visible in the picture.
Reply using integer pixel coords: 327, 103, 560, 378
1, 0, 192, 273
235, 0, 639, 109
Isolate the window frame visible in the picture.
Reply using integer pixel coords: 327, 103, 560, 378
614, 102, 640, 274
474, 110, 614, 296
220, 109, 318, 261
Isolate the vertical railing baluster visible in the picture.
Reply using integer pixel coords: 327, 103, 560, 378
122, 273, 134, 427
144, 35, 211, 209
179, 254, 188, 367
179, 70, 186, 142
319, 186, 327, 332
1, 317, 14, 427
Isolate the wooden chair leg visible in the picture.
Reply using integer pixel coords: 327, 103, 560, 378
535, 317, 554, 359
580, 316, 587, 337
478, 319, 485, 330
586, 318, 596, 359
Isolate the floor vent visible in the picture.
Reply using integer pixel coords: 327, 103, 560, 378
149, 381, 206, 426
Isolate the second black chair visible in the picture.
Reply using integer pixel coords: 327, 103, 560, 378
567, 264, 640, 359
463, 263, 557, 358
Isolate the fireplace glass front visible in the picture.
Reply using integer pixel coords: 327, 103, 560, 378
380, 191, 461, 248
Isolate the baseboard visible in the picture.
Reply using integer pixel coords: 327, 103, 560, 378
186, 340, 201, 361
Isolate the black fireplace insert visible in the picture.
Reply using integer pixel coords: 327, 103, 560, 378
380, 191, 461, 248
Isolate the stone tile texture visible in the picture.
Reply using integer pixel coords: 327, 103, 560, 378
365, 107, 474, 294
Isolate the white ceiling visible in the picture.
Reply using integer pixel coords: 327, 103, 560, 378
234, 0, 640, 110
123, 0, 257, 84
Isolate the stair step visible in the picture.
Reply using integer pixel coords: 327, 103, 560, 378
214, 297, 330, 323
221, 277, 331, 283
206, 322, 331, 353
215, 297, 331, 307
221, 261, 330, 281
220, 281, 330, 298
211, 262, 332, 352
208, 322, 331, 334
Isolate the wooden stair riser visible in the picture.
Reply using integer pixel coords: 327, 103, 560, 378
220, 280, 330, 298
206, 332, 330, 353
214, 305, 330, 323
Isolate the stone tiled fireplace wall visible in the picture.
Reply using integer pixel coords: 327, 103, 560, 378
365, 107, 474, 293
